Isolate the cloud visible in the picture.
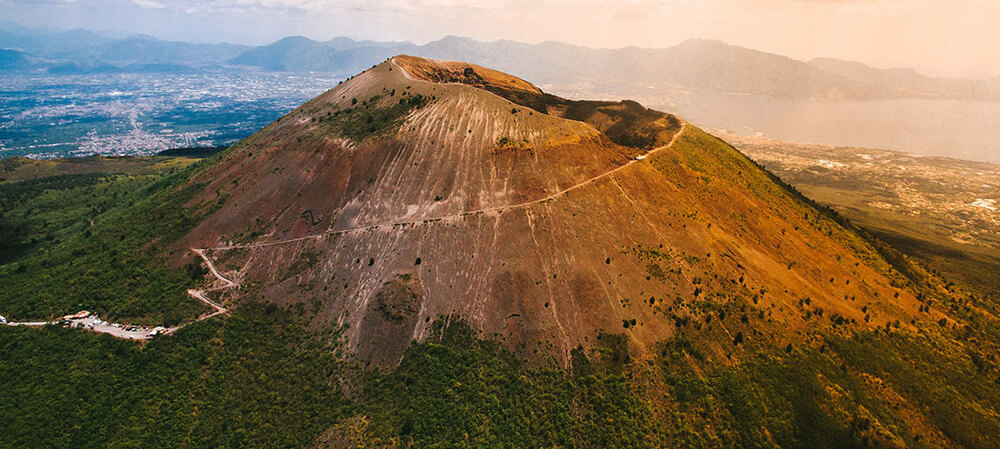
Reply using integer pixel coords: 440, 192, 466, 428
4, 0, 90, 4
130, 0, 164, 8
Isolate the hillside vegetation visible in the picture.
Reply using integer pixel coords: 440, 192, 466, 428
3, 310, 998, 448
0, 153, 222, 323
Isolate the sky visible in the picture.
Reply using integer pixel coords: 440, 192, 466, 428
4, 0, 999, 79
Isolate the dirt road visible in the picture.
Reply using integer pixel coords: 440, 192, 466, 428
5, 316, 165, 340
192, 248, 238, 288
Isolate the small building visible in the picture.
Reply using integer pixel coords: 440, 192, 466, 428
62, 310, 91, 320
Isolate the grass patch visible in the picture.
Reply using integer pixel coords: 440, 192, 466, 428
320, 93, 431, 141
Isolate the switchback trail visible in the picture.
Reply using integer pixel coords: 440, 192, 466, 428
192, 248, 238, 288
171, 247, 237, 334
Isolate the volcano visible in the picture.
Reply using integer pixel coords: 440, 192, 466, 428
176, 55, 925, 365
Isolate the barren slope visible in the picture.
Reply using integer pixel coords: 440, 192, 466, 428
176, 56, 927, 365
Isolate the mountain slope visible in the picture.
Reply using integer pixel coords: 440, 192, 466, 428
174, 56, 928, 365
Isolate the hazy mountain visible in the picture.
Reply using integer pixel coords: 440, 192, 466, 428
0, 28, 111, 56
0, 47, 199, 74
229, 35, 410, 74
0, 48, 122, 74
0, 48, 46, 72
808, 57, 998, 100
230, 35, 1000, 101
325, 36, 414, 51
409, 37, 1000, 100
413, 35, 608, 84
0, 28, 245, 71
228, 36, 342, 71
638, 39, 863, 98
51, 34, 248, 66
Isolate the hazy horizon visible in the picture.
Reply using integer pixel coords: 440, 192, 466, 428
3, 0, 999, 79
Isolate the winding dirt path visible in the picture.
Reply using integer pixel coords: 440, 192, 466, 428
167, 248, 237, 334
192, 248, 238, 288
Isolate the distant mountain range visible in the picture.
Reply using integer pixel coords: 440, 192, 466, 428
228, 36, 412, 72
2, 27, 998, 101
0, 28, 247, 74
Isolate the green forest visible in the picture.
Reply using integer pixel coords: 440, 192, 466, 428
0, 156, 219, 324
3, 305, 999, 448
